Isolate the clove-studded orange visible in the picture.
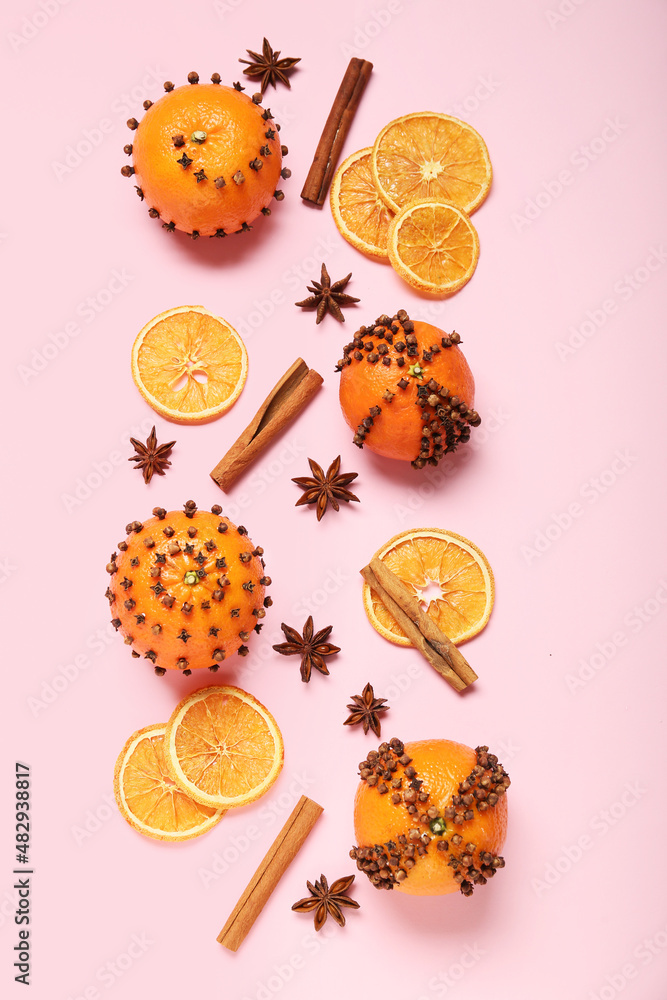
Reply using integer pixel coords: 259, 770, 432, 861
337, 310, 480, 468
123, 74, 288, 237
352, 738, 509, 897
105, 501, 271, 674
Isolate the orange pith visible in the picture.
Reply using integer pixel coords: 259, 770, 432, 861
363, 528, 495, 646
106, 505, 269, 673
114, 723, 224, 842
353, 739, 509, 896
164, 685, 284, 809
130, 83, 283, 236
131, 305, 248, 424
338, 316, 477, 464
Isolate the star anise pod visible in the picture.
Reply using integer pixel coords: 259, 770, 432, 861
295, 263, 360, 324
344, 682, 389, 737
291, 874, 359, 931
292, 456, 359, 521
272, 616, 340, 682
128, 426, 176, 484
239, 37, 300, 94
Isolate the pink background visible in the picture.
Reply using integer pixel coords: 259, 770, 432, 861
3, 0, 667, 997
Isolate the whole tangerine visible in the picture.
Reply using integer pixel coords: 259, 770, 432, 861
123, 74, 288, 237
352, 738, 509, 897
337, 309, 480, 468
105, 501, 271, 674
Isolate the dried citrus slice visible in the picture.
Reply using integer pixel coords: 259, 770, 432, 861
363, 528, 494, 647
164, 686, 284, 809
387, 200, 479, 295
131, 305, 248, 423
330, 148, 394, 259
113, 723, 225, 842
371, 112, 492, 216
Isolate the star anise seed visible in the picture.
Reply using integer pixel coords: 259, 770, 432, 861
344, 682, 389, 737
295, 263, 360, 324
291, 874, 359, 931
239, 37, 300, 94
292, 456, 360, 521
128, 426, 176, 484
272, 616, 340, 682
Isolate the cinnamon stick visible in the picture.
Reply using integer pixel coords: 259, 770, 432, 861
210, 358, 323, 492
217, 795, 323, 952
360, 558, 478, 692
301, 57, 373, 205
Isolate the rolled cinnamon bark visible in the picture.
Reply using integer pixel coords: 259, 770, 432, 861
210, 358, 323, 492
300, 58, 373, 206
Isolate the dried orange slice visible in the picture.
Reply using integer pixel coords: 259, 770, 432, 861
363, 528, 494, 647
113, 723, 225, 842
330, 148, 394, 259
387, 200, 479, 295
131, 305, 248, 423
371, 112, 492, 216
164, 686, 284, 809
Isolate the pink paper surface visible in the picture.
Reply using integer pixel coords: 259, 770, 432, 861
3, 1, 667, 997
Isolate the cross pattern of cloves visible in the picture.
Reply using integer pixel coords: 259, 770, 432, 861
350, 740, 508, 896
335, 309, 481, 468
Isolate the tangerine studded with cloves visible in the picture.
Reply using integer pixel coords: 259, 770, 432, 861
337, 310, 480, 467
123, 73, 290, 237
105, 501, 272, 674
352, 738, 509, 896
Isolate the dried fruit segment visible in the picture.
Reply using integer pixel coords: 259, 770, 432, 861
388, 200, 479, 296
330, 148, 394, 259
131, 305, 248, 423
164, 686, 284, 808
371, 112, 492, 216
363, 528, 494, 646
114, 724, 225, 841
